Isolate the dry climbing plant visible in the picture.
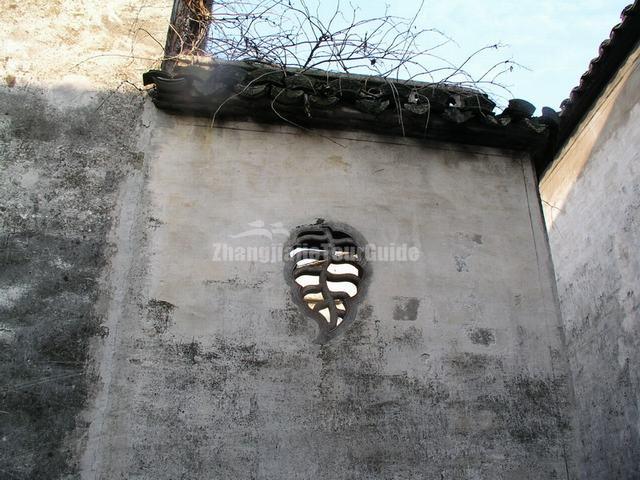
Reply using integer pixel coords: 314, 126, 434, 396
164, 0, 522, 101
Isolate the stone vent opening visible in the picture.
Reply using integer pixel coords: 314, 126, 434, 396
286, 223, 367, 342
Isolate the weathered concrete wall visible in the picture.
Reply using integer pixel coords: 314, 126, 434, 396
0, 1, 169, 478
80, 110, 576, 479
1, 2, 577, 478
540, 42, 640, 479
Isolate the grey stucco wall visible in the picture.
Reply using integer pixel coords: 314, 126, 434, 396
0, 2, 169, 478
79, 110, 576, 479
540, 43, 640, 479
0, 2, 577, 478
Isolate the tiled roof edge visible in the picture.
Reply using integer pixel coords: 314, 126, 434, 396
143, 60, 553, 151
540, 1, 640, 173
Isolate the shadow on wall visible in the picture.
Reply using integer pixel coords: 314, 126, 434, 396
539, 52, 635, 229
538, 46, 640, 480
0, 80, 148, 480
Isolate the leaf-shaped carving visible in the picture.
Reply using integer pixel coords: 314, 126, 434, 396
285, 222, 368, 343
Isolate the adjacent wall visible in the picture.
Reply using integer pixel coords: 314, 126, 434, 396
80, 110, 576, 479
540, 41, 640, 479
0, 1, 169, 478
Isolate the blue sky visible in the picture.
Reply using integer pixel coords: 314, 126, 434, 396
352, 1, 631, 111
212, 1, 632, 112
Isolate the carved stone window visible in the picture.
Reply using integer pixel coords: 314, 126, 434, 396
286, 221, 368, 343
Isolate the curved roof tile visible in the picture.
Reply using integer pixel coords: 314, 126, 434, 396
558, 1, 640, 136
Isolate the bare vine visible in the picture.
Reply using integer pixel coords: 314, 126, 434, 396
165, 0, 524, 102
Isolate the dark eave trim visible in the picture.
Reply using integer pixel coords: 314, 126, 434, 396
144, 59, 552, 152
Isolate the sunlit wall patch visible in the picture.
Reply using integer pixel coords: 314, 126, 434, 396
285, 221, 369, 343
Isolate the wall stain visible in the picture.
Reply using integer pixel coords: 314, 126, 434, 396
446, 352, 502, 376
203, 274, 268, 289
146, 299, 175, 334
454, 254, 469, 273
326, 154, 351, 171
393, 296, 420, 321
271, 304, 307, 336
468, 327, 496, 346
393, 325, 424, 348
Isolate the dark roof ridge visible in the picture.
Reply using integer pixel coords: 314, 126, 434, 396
556, 1, 640, 149
165, 56, 489, 97
143, 59, 552, 151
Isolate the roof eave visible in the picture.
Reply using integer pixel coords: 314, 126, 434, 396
539, 1, 640, 175
143, 60, 551, 152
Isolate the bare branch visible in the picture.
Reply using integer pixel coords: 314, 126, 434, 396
161, 0, 524, 131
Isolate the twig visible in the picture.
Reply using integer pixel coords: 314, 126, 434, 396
164, 0, 520, 132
